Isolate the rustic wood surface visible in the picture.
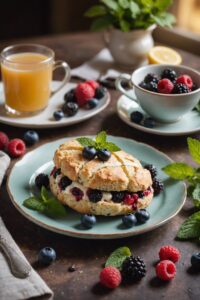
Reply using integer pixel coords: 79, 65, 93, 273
0, 32, 200, 300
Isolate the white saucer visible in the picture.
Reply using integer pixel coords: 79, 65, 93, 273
0, 81, 110, 129
117, 90, 200, 136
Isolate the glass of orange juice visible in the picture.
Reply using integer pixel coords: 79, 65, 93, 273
1, 44, 71, 116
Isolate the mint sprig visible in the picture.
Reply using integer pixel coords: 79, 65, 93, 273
105, 246, 131, 270
76, 131, 121, 152
162, 137, 200, 240
23, 186, 67, 218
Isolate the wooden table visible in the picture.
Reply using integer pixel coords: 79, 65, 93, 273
0, 32, 200, 300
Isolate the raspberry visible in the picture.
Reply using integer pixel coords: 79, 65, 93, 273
100, 266, 121, 289
156, 260, 176, 281
0, 131, 9, 150
7, 139, 26, 158
176, 75, 193, 89
159, 245, 181, 263
85, 80, 100, 90
75, 83, 95, 107
124, 194, 138, 206
157, 79, 174, 94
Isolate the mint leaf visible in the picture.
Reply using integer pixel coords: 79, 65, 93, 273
85, 5, 107, 17
45, 197, 67, 218
76, 137, 95, 147
95, 131, 107, 145
101, 0, 119, 11
118, 0, 129, 9
129, 1, 140, 18
162, 163, 195, 180
103, 142, 121, 152
105, 246, 131, 270
177, 211, 200, 239
119, 19, 130, 32
192, 184, 200, 208
187, 137, 200, 164
23, 197, 45, 212
41, 186, 49, 203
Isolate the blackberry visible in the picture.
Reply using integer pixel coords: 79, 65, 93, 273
152, 178, 164, 195
95, 87, 106, 99
130, 111, 143, 124
143, 117, 156, 128
139, 81, 147, 90
62, 102, 79, 116
122, 256, 146, 282
87, 189, 103, 202
111, 191, 125, 203
64, 89, 76, 103
144, 73, 159, 84
59, 176, 72, 190
173, 83, 190, 94
161, 69, 177, 82
146, 81, 157, 92
144, 164, 157, 178
53, 168, 61, 179
35, 173, 49, 190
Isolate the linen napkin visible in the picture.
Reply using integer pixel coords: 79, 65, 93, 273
71, 48, 131, 85
0, 151, 54, 300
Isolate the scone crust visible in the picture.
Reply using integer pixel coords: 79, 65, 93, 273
54, 140, 152, 192
50, 175, 153, 216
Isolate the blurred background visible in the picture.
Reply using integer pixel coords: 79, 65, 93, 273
0, 0, 200, 40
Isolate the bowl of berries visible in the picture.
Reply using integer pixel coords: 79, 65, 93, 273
116, 65, 200, 123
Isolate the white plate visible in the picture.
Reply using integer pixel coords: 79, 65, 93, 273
0, 81, 110, 129
117, 90, 200, 136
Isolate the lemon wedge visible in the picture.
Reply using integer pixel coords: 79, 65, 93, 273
148, 46, 182, 65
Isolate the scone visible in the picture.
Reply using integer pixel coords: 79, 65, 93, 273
50, 138, 154, 216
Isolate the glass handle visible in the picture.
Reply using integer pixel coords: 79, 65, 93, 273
51, 60, 71, 96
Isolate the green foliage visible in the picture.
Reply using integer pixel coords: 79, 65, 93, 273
105, 246, 131, 269
23, 187, 67, 218
85, 0, 175, 32
162, 138, 200, 240
77, 131, 121, 152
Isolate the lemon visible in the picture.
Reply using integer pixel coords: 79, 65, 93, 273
148, 46, 182, 65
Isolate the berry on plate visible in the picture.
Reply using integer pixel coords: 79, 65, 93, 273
7, 139, 26, 158
191, 253, 200, 270
75, 82, 95, 106
38, 247, 56, 265
0, 131, 9, 150
176, 75, 193, 89
159, 245, 181, 263
23, 130, 39, 145
135, 209, 150, 224
152, 178, 164, 195
130, 111, 143, 124
122, 214, 137, 228
81, 214, 96, 229
157, 79, 174, 94
161, 69, 177, 82
156, 260, 176, 281
97, 149, 111, 162
85, 80, 100, 90
82, 146, 97, 160
35, 173, 50, 190
62, 102, 79, 116
64, 89, 76, 103
143, 117, 156, 128
95, 87, 106, 99
53, 110, 64, 121
173, 83, 190, 94
87, 98, 99, 109
122, 256, 146, 282
100, 266, 122, 289
144, 164, 157, 179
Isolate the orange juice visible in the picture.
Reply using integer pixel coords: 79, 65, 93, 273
1, 52, 53, 113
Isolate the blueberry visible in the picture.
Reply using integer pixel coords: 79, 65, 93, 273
82, 146, 97, 160
53, 110, 64, 121
87, 189, 103, 203
64, 89, 76, 103
62, 102, 79, 116
38, 247, 56, 265
146, 82, 158, 92
87, 98, 99, 109
95, 87, 106, 99
122, 214, 137, 228
35, 173, 49, 190
97, 149, 111, 161
23, 130, 39, 145
59, 176, 72, 190
81, 214, 96, 229
191, 253, 200, 270
135, 209, 150, 224
130, 111, 143, 124
143, 117, 156, 128
111, 191, 125, 203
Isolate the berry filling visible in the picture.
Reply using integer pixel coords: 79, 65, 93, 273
71, 187, 84, 201
50, 167, 57, 176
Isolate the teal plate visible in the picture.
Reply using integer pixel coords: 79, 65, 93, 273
7, 136, 186, 239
